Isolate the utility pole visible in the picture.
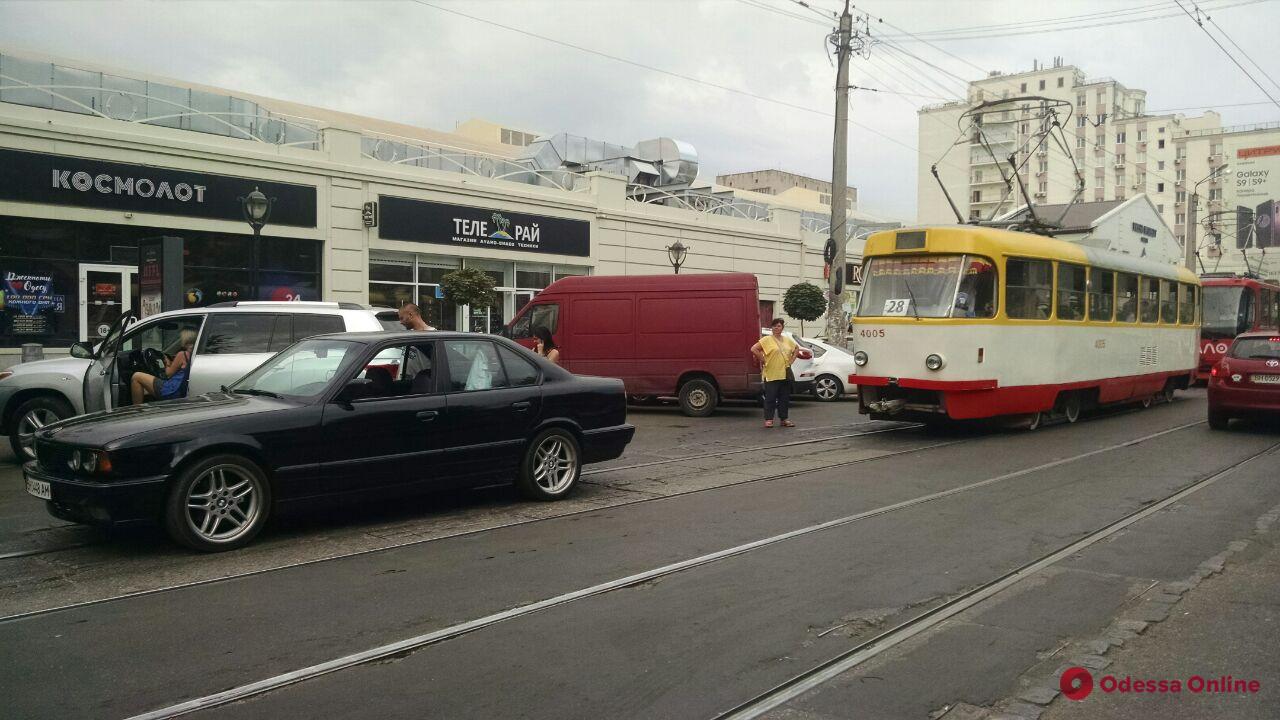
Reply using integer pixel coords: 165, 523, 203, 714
1186, 191, 1199, 272
824, 0, 869, 348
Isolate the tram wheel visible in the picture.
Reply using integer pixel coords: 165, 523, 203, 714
1025, 412, 1044, 431
1141, 396, 1154, 409
1062, 393, 1082, 423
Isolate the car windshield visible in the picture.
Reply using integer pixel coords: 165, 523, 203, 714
230, 339, 361, 399
856, 255, 965, 318
1230, 337, 1280, 360
1202, 286, 1248, 338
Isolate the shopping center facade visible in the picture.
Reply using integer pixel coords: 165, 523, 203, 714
0, 51, 892, 365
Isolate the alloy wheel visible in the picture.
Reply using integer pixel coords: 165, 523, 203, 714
815, 376, 840, 401
184, 465, 262, 544
533, 436, 578, 494
17, 408, 61, 459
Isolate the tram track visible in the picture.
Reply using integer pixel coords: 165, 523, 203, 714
0, 422, 919, 565
0, 424, 944, 622
117, 419, 1209, 720
714, 439, 1280, 720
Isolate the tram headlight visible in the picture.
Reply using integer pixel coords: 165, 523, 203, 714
925, 353, 945, 371
853, 351, 868, 367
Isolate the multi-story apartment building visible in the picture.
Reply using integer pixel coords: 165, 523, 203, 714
917, 59, 1280, 277
716, 169, 858, 212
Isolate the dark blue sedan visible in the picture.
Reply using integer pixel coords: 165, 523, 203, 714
24, 331, 634, 551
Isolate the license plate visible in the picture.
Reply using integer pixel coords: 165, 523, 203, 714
25, 475, 51, 500
1251, 374, 1280, 384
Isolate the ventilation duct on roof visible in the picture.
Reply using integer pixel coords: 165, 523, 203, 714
521, 133, 698, 187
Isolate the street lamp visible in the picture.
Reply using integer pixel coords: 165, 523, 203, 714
1186, 164, 1229, 271
240, 187, 273, 235
666, 241, 688, 274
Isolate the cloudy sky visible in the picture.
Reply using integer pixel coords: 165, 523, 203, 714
2, 0, 1277, 221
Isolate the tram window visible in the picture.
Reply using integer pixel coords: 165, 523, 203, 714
1160, 280, 1178, 324
1006, 258, 1052, 320
1117, 273, 1139, 323
1262, 289, 1276, 328
1179, 283, 1196, 324
1056, 263, 1087, 321
952, 256, 997, 318
1139, 277, 1160, 323
1088, 270, 1115, 322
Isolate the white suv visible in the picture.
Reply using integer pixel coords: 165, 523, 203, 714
0, 302, 398, 459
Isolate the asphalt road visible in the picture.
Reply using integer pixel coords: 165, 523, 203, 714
3, 390, 1278, 720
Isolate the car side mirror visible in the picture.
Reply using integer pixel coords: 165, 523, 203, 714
336, 377, 373, 403
69, 341, 95, 360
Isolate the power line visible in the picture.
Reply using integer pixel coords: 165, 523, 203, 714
875, 1, 1183, 38
407, 0, 928, 167
1146, 100, 1276, 113
734, 0, 830, 26
1174, 0, 1280, 111
871, 0, 1272, 42
1204, 11, 1280, 93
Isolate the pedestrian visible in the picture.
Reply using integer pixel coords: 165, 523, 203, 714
751, 318, 798, 428
398, 303, 436, 331
532, 325, 560, 365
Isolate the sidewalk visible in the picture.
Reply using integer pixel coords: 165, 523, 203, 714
1038, 526, 1280, 719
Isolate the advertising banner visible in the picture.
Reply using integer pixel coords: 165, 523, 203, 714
1225, 139, 1280, 249
378, 196, 591, 257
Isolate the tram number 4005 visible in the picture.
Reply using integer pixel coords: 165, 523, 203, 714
859, 328, 886, 338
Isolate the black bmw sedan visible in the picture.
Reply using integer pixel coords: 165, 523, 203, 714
23, 331, 634, 552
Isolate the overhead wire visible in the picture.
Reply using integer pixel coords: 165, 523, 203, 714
1203, 7, 1280, 93
1173, 0, 1280, 111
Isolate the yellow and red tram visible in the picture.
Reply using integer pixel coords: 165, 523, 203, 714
848, 226, 1200, 427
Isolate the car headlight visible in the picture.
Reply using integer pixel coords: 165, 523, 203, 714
68, 449, 112, 474
925, 354, 945, 371
854, 351, 868, 366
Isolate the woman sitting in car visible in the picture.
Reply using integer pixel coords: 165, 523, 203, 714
130, 329, 196, 405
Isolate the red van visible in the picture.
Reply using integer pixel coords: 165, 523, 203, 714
504, 273, 762, 416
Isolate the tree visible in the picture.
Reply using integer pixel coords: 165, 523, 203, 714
439, 267, 497, 315
783, 282, 825, 336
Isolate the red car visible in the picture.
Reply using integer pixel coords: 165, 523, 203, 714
1207, 332, 1280, 430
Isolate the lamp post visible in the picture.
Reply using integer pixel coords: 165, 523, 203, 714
240, 187, 274, 301
666, 241, 688, 274
1187, 164, 1228, 272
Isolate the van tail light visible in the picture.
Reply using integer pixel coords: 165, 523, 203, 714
1210, 365, 1219, 378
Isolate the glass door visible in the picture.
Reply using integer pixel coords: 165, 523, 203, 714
79, 264, 137, 342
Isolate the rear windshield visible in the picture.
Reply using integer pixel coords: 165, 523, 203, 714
376, 311, 402, 331
1230, 337, 1280, 360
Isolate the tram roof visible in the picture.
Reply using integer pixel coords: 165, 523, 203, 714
865, 225, 1199, 284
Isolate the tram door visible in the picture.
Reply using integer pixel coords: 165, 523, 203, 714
79, 264, 139, 342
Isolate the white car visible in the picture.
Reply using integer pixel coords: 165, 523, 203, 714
0, 302, 398, 459
791, 336, 859, 402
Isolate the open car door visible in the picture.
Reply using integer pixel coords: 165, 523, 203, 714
82, 311, 136, 413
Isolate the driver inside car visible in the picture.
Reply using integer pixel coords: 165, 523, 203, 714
130, 328, 196, 405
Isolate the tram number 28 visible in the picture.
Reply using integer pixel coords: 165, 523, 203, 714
859, 329, 885, 338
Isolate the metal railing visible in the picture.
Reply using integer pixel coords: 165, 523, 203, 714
0, 53, 321, 148
627, 184, 772, 222
360, 132, 588, 193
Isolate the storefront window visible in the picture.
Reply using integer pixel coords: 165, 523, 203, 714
0, 259, 77, 346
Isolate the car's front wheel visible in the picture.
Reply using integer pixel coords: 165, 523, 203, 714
813, 374, 843, 402
10, 396, 73, 460
164, 454, 271, 552
678, 378, 718, 417
516, 428, 581, 501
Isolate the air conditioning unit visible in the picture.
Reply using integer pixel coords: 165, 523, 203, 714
1114, 162, 1126, 168
1175, 157, 1184, 165
1176, 180, 1185, 187
1208, 154, 1222, 162
1131, 183, 1140, 189
1034, 191, 1047, 198
1036, 170, 1046, 177
1036, 149, 1048, 157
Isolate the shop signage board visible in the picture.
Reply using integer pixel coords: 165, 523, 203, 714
138, 237, 184, 318
378, 195, 590, 257
1224, 139, 1280, 249
0, 148, 318, 228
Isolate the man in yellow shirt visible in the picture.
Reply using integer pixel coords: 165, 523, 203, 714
751, 318, 798, 428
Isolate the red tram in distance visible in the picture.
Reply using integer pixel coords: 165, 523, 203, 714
1197, 273, 1280, 382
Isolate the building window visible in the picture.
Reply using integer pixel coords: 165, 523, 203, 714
1176, 190, 1187, 203
1057, 77, 1065, 87
819, 193, 831, 204
1116, 154, 1126, 164
1077, 116, 1087, 128
1176, 168, 1187, 181
1209, 188, 1223, 200
1097, 90, 1104, 102
1158, 139, 1165, 149
1116, 131, 1126, 144
1211, 143, 1222, 156
1157, 204, 1164, 212
1157, 160, 1165, 170
1020, 82, 1027, 92
1039, 79, 1046, 90
972, 190, 982, 203
1176, 213, 1186, 224
1137, 129, 1146, 141
500, 128, 537, 146
1096, 114, 1106, 125
1115, 173, 1124, 186
1077, 136, 1086, 148
1038, 181, 1048, 193
1095, 134, 1104, 147
1157, 182, 1165, 192
1158, 126, 1165, 134
973, 170, 983, 183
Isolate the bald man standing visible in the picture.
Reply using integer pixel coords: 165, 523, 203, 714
398, 303, 436, 331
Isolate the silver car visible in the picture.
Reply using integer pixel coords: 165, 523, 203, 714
0, 302, 399, 459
